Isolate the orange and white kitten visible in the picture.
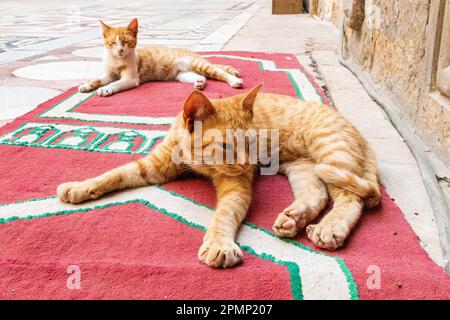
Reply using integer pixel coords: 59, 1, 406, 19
57, 85, 381, 268
78, 18, 243, 97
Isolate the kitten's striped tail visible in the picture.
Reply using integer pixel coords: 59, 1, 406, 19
314, 164, 381, 208
215, 64, 240, 77
190, 58, 243, 88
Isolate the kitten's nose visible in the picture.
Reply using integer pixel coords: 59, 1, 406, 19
119, 48, 124, 54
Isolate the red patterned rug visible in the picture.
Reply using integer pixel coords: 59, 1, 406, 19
0, 52, 449, 300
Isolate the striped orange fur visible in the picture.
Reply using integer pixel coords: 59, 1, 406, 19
57, 84, 381, 267
78, 18, 243, 97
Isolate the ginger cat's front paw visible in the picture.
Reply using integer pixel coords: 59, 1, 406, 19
306, 219, 350, 251
273, 208, 308, 238
198, 237, 243, 268
57, 181, 98, 204
97, 86, 114, 97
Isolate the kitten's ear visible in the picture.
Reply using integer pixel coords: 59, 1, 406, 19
241, 83, 263, 113
127, 18, 139, 35
183, 90, 215, 132
99, 20, 111, 35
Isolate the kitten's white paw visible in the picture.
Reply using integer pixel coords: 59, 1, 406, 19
228, 76, 244, 89
97, 86, 114, 97
306, 219, 350, 251
198, 237, 243, 268
78, 83, 93, 93
194, 78, 206, 90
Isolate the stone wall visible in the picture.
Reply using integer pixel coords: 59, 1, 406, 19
309, 0, 345, 26
345, 1, 430, 117
310, 0, 450, 167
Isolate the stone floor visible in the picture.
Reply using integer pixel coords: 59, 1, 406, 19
0, 0, 262, 123
0, 0, 445, 266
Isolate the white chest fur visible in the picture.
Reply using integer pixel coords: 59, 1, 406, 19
103, 49, 138, 78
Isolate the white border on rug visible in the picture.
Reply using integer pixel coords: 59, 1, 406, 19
0, 185, 356, 300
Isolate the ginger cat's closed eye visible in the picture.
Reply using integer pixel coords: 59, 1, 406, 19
79, 18, 244, 97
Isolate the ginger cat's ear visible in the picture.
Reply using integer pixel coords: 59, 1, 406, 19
241, 83, 263, 113
183, 90, 215, 131
127, 18, 139, 35
99, 20, 111, 36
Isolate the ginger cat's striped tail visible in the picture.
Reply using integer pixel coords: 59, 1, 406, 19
190, 58, 243, 88
314, 164, 381, 208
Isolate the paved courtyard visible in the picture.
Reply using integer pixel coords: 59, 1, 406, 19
0, 0, 445, 267
0, 0, 261, 123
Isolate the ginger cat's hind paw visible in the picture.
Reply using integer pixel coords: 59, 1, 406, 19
56, 181, 97, 204
198, 237, 243, 268
306, 220, 350, 251
273, 208, 308, 238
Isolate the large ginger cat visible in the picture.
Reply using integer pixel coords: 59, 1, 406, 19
57, 84, 381, 268
79, 18, 243, 97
